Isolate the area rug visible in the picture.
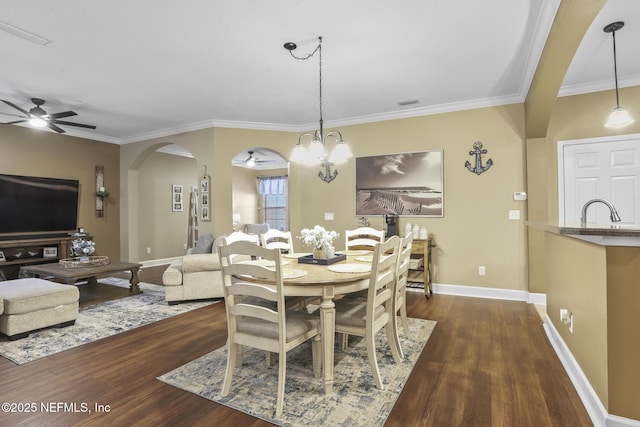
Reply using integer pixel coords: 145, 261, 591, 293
0, 279, 217, 365
157, 317, 436, 427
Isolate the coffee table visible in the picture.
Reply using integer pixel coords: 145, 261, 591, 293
20, 261, 143, 294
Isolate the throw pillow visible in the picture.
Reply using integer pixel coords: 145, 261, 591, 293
192, 233, 215, 254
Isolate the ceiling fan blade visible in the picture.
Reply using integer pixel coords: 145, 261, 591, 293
1, 100, 30, 116
47, 122, 66, 133
52, 120, 96, 130
0, 111, 27, 119
48, 111, 77, 119
4, 120, 27, 124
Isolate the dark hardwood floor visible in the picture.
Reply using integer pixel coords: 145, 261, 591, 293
0, 266, 593, 426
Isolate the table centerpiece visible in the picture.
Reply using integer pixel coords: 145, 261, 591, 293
297, 226, 345, 265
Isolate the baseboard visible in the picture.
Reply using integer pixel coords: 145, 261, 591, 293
544, 314, 640, 427
431, 282, 531, 302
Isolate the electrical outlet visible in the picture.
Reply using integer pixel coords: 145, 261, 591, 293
146, 247, 151, 254
509, 210, 520, 220
183, 243, 188, 250
478, 266, 486, 276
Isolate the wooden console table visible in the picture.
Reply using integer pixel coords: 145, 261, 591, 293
20, 261, 143, 295
0, 235, 81, 280
409, 237, 435, 299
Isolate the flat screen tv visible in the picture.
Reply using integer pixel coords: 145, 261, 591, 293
0, 174, 80, 237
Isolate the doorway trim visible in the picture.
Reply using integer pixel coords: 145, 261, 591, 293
557, 132, 640, 222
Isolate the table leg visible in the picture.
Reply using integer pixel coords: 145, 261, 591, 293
129, 267, 142, 294
319, 287, 335, 395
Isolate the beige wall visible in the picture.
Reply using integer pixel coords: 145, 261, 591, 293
528, 86, 640, 420
606, 246, 640, 420
138, 151, 197, 260
231, 166, 259, 228
545, 233, 608, 408
119, 128, 214, 261
0, 125, 120, 259
209, 104, 528, 291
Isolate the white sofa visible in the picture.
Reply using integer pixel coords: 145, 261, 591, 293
162, 234, 224, 304
162, 232, 258, 304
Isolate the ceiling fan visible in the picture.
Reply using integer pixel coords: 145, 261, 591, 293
232, 150, 276, 167
1, 97, 96, 134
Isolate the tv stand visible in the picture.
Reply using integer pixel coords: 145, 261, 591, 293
0, 236, 79, 280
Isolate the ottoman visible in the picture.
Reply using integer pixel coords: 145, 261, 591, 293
0, 278, 79, 340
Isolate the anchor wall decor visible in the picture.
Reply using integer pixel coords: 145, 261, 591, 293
319, 161, 338, 183
465, 141, 493, 175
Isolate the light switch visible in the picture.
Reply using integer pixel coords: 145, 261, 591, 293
324, 212, 334, 220
509, 210, 520, 220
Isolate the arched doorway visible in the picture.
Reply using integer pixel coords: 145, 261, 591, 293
231, 147, 289, 232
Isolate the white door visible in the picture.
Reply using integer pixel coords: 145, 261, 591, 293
559, 135, 640, 226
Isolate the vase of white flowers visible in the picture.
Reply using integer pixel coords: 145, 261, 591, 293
71, 238, 95, 261
299, 225, 338, 259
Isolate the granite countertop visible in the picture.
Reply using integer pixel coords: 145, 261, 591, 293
526, 221, 640, 246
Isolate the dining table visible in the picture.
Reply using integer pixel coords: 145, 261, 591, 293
274, 250, 374, 395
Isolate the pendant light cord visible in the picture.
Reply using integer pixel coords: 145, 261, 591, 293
287, 36, 324, 139
612, 28, 621, 109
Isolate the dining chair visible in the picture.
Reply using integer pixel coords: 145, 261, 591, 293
392, 233, 413, 359
334, 235, 402, 389
218, 240, 321, 419
260, 229, 294, 253
223, 230, 260, 245
345, 226, 385, 251
220, 231, 261, 263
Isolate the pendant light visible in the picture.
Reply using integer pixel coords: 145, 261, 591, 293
285, 36, 353, 183
604, 21, 634, 129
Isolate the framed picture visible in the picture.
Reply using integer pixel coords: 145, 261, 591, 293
172, 185, 183, 212
200, 174, 211, 222
0, 250, 5, 262
43, 247, 58, 258
355, 150, 443, 217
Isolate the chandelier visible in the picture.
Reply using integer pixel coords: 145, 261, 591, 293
285, 36, 353, 183
603, 21, 634, 129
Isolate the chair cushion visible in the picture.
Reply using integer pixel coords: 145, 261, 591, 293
0, 278, 79, 315
334, 297, 384, 328
192, 233, 215, 254
238, 311, 319, 341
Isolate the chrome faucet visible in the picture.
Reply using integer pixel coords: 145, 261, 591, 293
580, 198, 622, 226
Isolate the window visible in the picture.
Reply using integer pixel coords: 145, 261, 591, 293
259, 176, 288, 231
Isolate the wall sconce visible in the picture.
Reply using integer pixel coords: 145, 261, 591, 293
96, 186, 109, 198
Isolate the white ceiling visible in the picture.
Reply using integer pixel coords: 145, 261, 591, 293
0, 0, 639, 146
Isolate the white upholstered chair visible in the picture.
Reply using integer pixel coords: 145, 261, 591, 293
345, 226, 385, 251
392, 233, 413, 358
334, 235, 402, 389
260, 229, 294, 253
218, 240, 321, 419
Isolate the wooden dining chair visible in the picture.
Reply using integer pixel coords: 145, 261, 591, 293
392, 233, 413, 359
334, 235, 402, 389
345, 226, 385, 251
260, 229, 294, 253
217, 240, 321, 419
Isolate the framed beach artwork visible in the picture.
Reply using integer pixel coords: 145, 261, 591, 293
355, 150, 443, 217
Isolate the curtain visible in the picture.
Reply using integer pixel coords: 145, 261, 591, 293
259, 176, 287, 195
